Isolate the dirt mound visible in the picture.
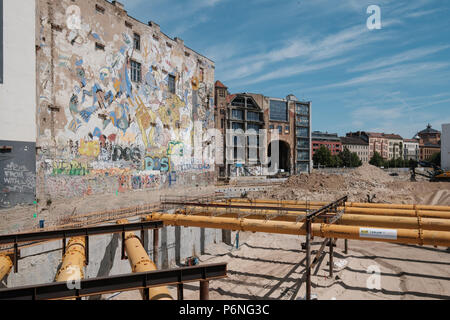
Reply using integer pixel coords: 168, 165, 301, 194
350, 163, 394, 184
284, 172, 347, 191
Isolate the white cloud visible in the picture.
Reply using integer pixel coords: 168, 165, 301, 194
349, 45, 450, 72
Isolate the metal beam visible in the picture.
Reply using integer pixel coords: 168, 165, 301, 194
0, 221, 164, 245
307, 196, 348, 220
0, 263, 227, 300
165, 201, 311, 213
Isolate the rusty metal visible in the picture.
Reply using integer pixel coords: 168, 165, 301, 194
200, 280, 210, 300
0, 263, 227, 300
0, 221, 163, 246
153, 229, 159, 267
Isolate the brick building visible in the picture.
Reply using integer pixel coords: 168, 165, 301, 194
347, 131, 389, 160
312, 132, 342, 156
415, 124, 441, 161
214, 82, 312, 177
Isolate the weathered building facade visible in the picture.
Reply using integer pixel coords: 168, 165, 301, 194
0, 0, 37, 208
340, 136, 369, 164
385, 134, 404, 160
442, 124, 450, 170
347, 132, 389, 160
214, 82, 312, 177
33, 0, 215, 202
416, 124, 441, 161
403, 139, 420, 161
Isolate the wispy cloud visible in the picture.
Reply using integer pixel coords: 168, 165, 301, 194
311, 62, 450, 90
349, 45, 450, 72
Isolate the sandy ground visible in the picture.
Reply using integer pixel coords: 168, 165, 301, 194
2, 164, 450, 300
106, 231, 450, 301
0, 185, 217, 235
178, 233, 450, 300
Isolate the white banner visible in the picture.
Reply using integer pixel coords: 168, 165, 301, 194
359, 228, 398, 240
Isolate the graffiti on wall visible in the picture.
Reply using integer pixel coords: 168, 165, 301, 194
36, 0, 216, 199
2, 162, 36, 193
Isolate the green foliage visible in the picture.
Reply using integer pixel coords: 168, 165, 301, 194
314, 145, 362, 168
339, 147, 362, 168
428, 152, 441, 167
313, 145, 333, 167
369, 152, 384, 167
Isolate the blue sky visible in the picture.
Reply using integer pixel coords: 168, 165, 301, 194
120, 0, 450, 139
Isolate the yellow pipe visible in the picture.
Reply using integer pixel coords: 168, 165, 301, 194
185, 205, 450, 220
145, 213, 450, 247
345, 207, 450, 219
0, 255, 13, 281
229, 199, 450, 212
117, 219, 173, 300
183, 208, 450, 231
55, 237, 86, 284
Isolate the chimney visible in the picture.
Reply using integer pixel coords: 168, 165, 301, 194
174, 37, 184, 47
112, 1, 127, 13
148, 21, 161, 34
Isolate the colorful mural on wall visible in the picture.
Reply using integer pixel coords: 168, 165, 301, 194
36, 0, 216, 199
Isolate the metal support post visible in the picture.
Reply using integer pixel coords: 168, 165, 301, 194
200, 280, 210, 300
305, 219, 312, 301
329, 239, 334, 278
153, 229, 159, 267
177, 283, 184, 300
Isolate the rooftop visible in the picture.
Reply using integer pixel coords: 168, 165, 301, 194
215, 80, 228, 89
383, 133, 403, 140
341, 136, 369, 146
418, 124, 441, 135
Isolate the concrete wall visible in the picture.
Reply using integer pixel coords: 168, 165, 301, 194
0, 0, 37, 142
442, 124, 450, 170
0, 0, 37, 208
35, 0, 216, 202
2, 222, 222, 295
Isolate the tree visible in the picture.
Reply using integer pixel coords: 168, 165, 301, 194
370, 152, 384, 167
313, 145, 332, 167
350, 152, 363, 167
428, 152, 441, 167
340, 147, 362, 168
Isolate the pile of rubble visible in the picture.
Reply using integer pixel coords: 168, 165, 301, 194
250, 164, 449, 205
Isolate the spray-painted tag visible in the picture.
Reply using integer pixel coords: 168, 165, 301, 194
360, 228, 397, 240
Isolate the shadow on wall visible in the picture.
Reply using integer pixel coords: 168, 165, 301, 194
0, 276, 8, 289
89, 234, 119, 300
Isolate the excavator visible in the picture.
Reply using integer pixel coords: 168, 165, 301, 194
410, 161, 450, 182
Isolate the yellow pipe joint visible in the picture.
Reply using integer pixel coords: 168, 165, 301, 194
0, 254, 13, 281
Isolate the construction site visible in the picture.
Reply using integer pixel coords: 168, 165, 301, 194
0, 0, 450, 302
0, 164, 449, 300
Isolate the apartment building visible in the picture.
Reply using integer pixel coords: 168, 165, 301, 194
312, 132, 342, 156
384, 134, 404, 160
340, 136, 369, 164
347, 131, 389, 160
403, 139, 420, 161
